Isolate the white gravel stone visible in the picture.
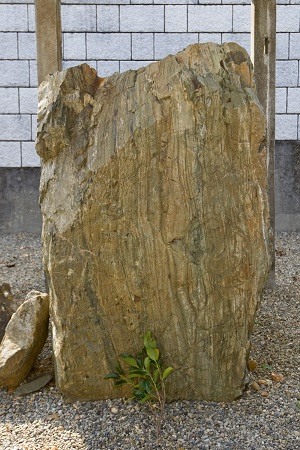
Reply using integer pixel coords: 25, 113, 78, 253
0, 232, 299, 449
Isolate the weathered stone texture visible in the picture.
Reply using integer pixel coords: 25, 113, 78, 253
36, 43, 270, 402
0, 291, 49, 388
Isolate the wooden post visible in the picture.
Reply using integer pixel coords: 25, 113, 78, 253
251, 0, 276, 288
35, 0, 62, 86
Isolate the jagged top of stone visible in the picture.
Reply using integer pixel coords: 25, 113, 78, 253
36, 42, 258, 164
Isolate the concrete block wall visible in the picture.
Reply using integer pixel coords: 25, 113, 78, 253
0, 1, 37, 167
0, 0, 300, 168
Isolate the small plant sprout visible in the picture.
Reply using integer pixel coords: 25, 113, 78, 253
262, 363, 273, 371
105, 330, 173, 439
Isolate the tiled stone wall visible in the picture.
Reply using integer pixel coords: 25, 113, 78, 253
0, 0, 300, 167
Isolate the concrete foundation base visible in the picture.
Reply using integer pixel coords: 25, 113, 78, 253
0, 140, 299, 233
275, 141, 300, 232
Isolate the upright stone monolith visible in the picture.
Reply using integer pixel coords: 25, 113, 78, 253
36, 43, 271, 402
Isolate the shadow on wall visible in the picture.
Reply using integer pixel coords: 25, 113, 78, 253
0, 141, 299, 234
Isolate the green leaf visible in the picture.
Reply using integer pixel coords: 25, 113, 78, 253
133, 390, 145, 398
129, 367, 147, 376
162, 367, 174, 380
146, 347, 159, 361
104, 372, 120, 380
153, 368, 159, 384
125, 373, 145, 379
262, 363, 273, 371
141, 393, 155, 404
143, 331, 150, 348
140, 379, 151, 393
106, 330, 172, 421
123, 356, 140, 368
144, 356, 150, 371
136, 353, 144, 369
143, 331, 156, 349
114, 379, 127, 386
115, 363, 125, 376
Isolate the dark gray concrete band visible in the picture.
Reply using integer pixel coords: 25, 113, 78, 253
0, 168, 42, 234
275, 141, 300, 232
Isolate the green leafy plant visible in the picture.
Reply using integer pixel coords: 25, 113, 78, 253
105, 331, 173, 439
262, 363, 273, 371
296, 400, 300, 410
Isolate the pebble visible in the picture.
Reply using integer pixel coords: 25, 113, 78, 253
251, 381, 261, 391
247, 360, 257, 371
110, 407, 118, 414
257, 379, 268, 385
261, 391, 269, 397
271, 373, 284, 383
0, 232, 299, 449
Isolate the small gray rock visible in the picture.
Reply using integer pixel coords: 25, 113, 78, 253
15, 372, 53, 396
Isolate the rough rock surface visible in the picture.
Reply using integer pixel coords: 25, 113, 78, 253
0, 291, 49, 388
36, 43, 270, 402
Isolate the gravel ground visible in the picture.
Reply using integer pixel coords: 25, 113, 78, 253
0, 232, 299, 450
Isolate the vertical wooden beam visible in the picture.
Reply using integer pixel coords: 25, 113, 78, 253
251, 0, 276, 288
35, 0, 62, 86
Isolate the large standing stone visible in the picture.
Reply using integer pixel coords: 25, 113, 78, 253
36, 43, 270, 402
0, 291, 49, 388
